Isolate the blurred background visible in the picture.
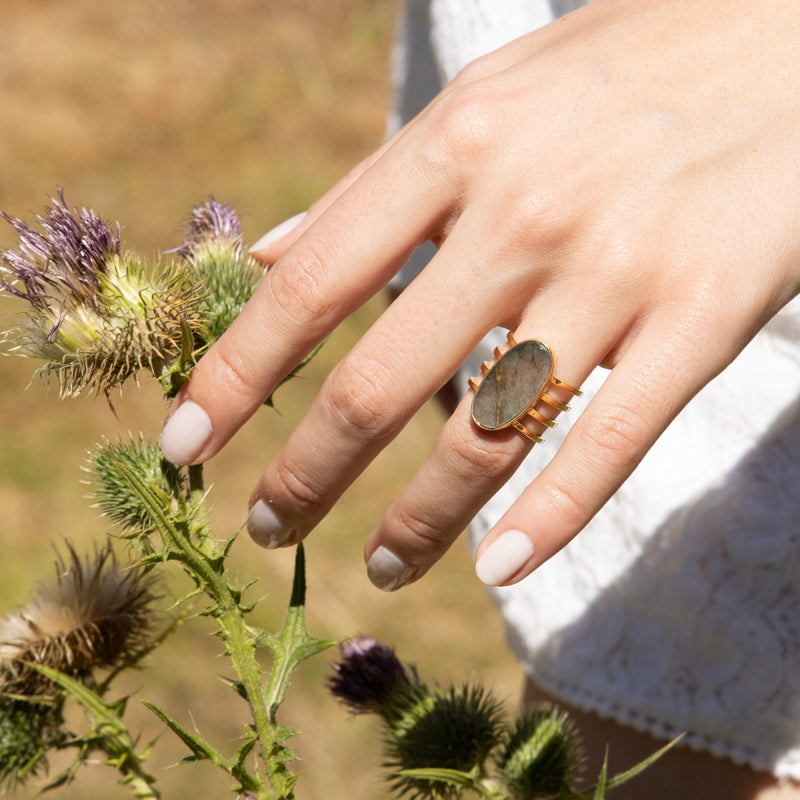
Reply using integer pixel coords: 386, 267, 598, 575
0, 1, 520, 798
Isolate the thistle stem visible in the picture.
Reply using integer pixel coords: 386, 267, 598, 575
122, 766, 161, 800
180, 463, 295, 798
219, 608, 295, 800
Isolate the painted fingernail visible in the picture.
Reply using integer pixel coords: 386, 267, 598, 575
366, 546, 416, 592
160, 400, 213, 465
475, 529, 535, 586
249, 211, 307, 253
247, 498, 293, 549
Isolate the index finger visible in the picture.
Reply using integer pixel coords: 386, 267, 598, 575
159, 136, 452, 466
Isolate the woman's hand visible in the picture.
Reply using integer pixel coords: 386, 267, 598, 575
160, 0, 800, 590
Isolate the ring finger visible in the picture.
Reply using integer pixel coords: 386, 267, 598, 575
362, 310, 612, 591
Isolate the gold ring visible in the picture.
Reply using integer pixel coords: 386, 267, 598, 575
468, 333, 582, 444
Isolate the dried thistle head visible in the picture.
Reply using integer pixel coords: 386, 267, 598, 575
0, 191, 202, 396
173, 197, 263, 345
0, 542, 159, 695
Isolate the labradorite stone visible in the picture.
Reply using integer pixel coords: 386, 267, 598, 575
471, 340, 553, 430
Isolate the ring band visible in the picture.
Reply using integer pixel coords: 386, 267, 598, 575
468, 333, 582, 444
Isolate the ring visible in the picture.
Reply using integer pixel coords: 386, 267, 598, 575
468, 333, 582, 444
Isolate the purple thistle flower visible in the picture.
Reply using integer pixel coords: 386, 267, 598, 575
327, 636, 418, 717
170, 197, 263, 345
173, 196, 242, 259
0, 189, 120, 315
0, 192, 201, 396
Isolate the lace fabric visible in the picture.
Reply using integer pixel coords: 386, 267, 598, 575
394, 0, 800, 777
467, 309, 800, 777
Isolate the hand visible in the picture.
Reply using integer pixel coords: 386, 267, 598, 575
160, 0, 800, 590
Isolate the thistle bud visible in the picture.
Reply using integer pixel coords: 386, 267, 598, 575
89, 435, 185, 541
384, 684, 504, 799
327, 636, 418, 718
496, 705, 584, 800
0, 695, 62, 789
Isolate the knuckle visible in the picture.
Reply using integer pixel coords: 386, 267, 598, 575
445, 423, 524, 482
582, 402, 645, 473
268, 241, 332, 329
271, 457, 325, 516
393, 506, 450, 554
502, 183, 581, 249
323, 357, 399, 438
423, 84, 496, 167
448, 52, 492, 87
210, 340, 264, 401
542, 476, 592, 530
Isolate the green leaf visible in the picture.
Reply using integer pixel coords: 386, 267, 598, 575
593, 752, 608, 800
262, 545, 335, 715
265, 339, 325, 407
603, 735, 681, 792
142, 702, 230, 768
29, 665, 160, 799
31, 666, 123, 734
576, 735, 682, 799
398, 766, 478, 789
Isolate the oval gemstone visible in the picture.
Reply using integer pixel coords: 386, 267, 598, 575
471, 340, 553, 430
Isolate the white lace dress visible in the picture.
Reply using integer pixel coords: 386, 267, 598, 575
391, 0, 800, 779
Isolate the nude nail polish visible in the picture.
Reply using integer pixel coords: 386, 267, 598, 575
366, 546, 416, 592
160, 400, 213, 465
475, 529, 535, 587
247, 499, 293, 549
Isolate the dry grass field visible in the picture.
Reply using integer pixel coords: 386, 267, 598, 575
0, 2, 520, 799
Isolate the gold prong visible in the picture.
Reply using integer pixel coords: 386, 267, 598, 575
540, 393, 570, 412
481, 361, 492, 375
552, 377, 582, 396
468, 377, 480, 392
514, 421, 543, 443
493, 346, 504, 359
527, 407, 557, 428
507, 332, 518, 346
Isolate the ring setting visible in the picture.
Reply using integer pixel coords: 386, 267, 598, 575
468, 333, 582, 444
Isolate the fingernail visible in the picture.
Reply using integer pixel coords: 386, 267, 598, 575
367, 546, 416, 592
160, 400, 213, 465
247, 498, 293, 549
249, 211, 307, 253
475, 529, 535, 586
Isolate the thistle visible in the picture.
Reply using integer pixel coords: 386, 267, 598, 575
0, 543, 160, 792
328, 636, 504, 799
328, 637, 677, 800
1, 193, 330, 799
89, 435, 186, 548
0, 542, 159, 695
0, 190, 201, 396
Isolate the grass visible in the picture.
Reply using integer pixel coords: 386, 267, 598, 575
0, 2, 520, 798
